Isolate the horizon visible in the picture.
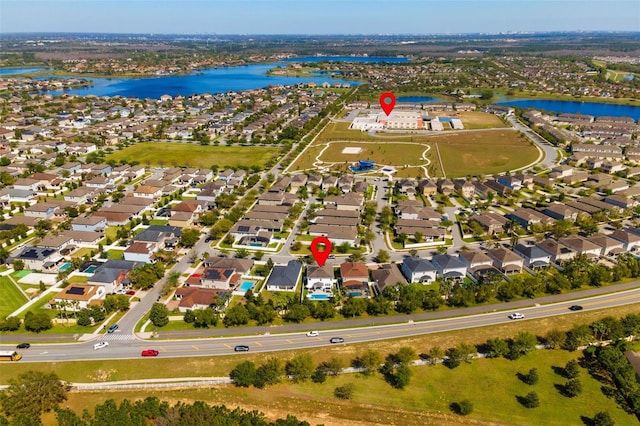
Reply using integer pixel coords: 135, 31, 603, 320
2, 0, 639, 34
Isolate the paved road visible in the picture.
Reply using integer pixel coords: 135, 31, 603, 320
506, 115, 559, 170
4, 281, 640, 362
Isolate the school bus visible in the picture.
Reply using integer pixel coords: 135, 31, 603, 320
0, 351, 22, 361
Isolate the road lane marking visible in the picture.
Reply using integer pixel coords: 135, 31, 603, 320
224, 344, 232, 349
254, 341, 263, 347
192, 345, 199, 351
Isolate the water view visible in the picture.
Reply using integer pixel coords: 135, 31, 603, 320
497, 98, 640, 121
0, 67, 47, 75
397, 96, 443, 103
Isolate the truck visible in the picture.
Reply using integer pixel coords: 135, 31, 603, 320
0, 351, 22, 361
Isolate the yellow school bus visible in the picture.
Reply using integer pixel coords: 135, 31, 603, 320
0, 351, 22, 361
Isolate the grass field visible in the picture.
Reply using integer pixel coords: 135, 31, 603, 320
319, 141, 430, 166
38, 343, 637, 426
455, 111, 509, 129
0, 276, 27, 318
105, 143, 280, 169
432, 129, 539, 178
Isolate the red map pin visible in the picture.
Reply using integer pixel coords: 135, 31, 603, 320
379, 92, 396, 116
310, 236, 332, 267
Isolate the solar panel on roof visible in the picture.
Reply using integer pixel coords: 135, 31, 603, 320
238, 226, 249, 232
67, 287, 85, 295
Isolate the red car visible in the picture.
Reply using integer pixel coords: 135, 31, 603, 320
141, 349, 159, 357
126, 290, 136, 296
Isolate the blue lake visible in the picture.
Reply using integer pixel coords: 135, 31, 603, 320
397, 96, 443, 103
497, 99, 640, 121
35, 61, 365, 99
0, 67, 48, 75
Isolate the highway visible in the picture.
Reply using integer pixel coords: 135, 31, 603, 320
5, 287, 640, 363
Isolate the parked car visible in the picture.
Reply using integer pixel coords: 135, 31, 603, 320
16, 343, 30, 349
107, 324, 119, 333
93, 341, 109, 350
141, 349, 159, 357
234, 345, 250, 352
306, 331, 319, 337
568, 305, 583, 311
205, 235, 214, 242
508, 313, 525, 320
329, 337, 345, 344
126, 290, 136, 296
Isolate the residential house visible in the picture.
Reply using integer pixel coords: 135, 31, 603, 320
431, 254, 467, 280
371, 263, 407, 293
339, 261, 370, 297
51, 284, 106, 311
8, 246, 63, 270
610, 229, 640, 252
458, 248, 497, 277
486, 247, 524, 274
87, 259, 143, 294
265, 260, 302, 292
513, 243, 551, 269
400, 257, 437, 284
536, 239, 576, 263
174, 287, 231, 312
588, 233, 625, 257
123, 242, 157, 263
559, 236, 602, 259
305, 264, 337, 298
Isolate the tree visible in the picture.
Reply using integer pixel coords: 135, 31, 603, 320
451, 399, 473, 415
149, 303, 169, 327
427, 346, 444, 366
485, 338, 509, 358
544, 328, 567, 350
179, 228, 201, 248
376, 249, 390, 263
0, 371, 69, 418
391, 364, 412, 389
564, 359, 580, 379
341, 297, 366, 317
0, 316, 20, 332
12, 260, 24, 272
23, 311, 52, 333
592, 411, 615, 426
311, 301, 335, 321
285, 354, 315, 383
354, 350, 383, 376
562, 378, 583, 398
508, 331, 538, 360
230, 361, 257, 387
334, 383, 355, 400
520, 391, 540, 408
283, 304, 310, 323
521, 368, 539, 385
318, 357, 345, 376
223, 304, 250, 327
395, 346, 417, 365
254, 357, 284, 389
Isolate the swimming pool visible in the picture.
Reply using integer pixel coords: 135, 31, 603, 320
309, 294, 330, 301
239, 281, 254, 292
83, 265, 98, 274
59, 263, 72, 272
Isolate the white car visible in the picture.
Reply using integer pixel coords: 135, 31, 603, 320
93, 341, 109, 350
306, 331, 319, 337
508, 313, 525, 320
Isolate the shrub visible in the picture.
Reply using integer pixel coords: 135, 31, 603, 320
334, 383, 355, 400
521, 368, 539, 385
564, 359, 580, 379
451, 399, 473, 415
520, 391, 539, 408
593, 411, 615, 426
562, 378, 583, 398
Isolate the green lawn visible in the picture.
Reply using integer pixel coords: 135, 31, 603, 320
433, 129, 539, 178
0, 276, 28, 318
105, 142, 280, 169
36, 346, 639, 426
107, 250, 124, 260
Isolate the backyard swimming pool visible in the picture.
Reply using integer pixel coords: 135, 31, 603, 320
59, 263, 72, 272
309, 294, 330, 301
239, 281, 255, 292
83, 265, 98, 274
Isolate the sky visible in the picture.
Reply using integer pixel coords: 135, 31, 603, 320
1, 0, 639, 34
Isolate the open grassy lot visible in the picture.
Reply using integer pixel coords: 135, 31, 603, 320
455, 111, 509, 129
39, 342, 637, 426
319, 141, 430, 166
105, 143, 280, 169
0, 276, 27, 318
433, 129, 539, 178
